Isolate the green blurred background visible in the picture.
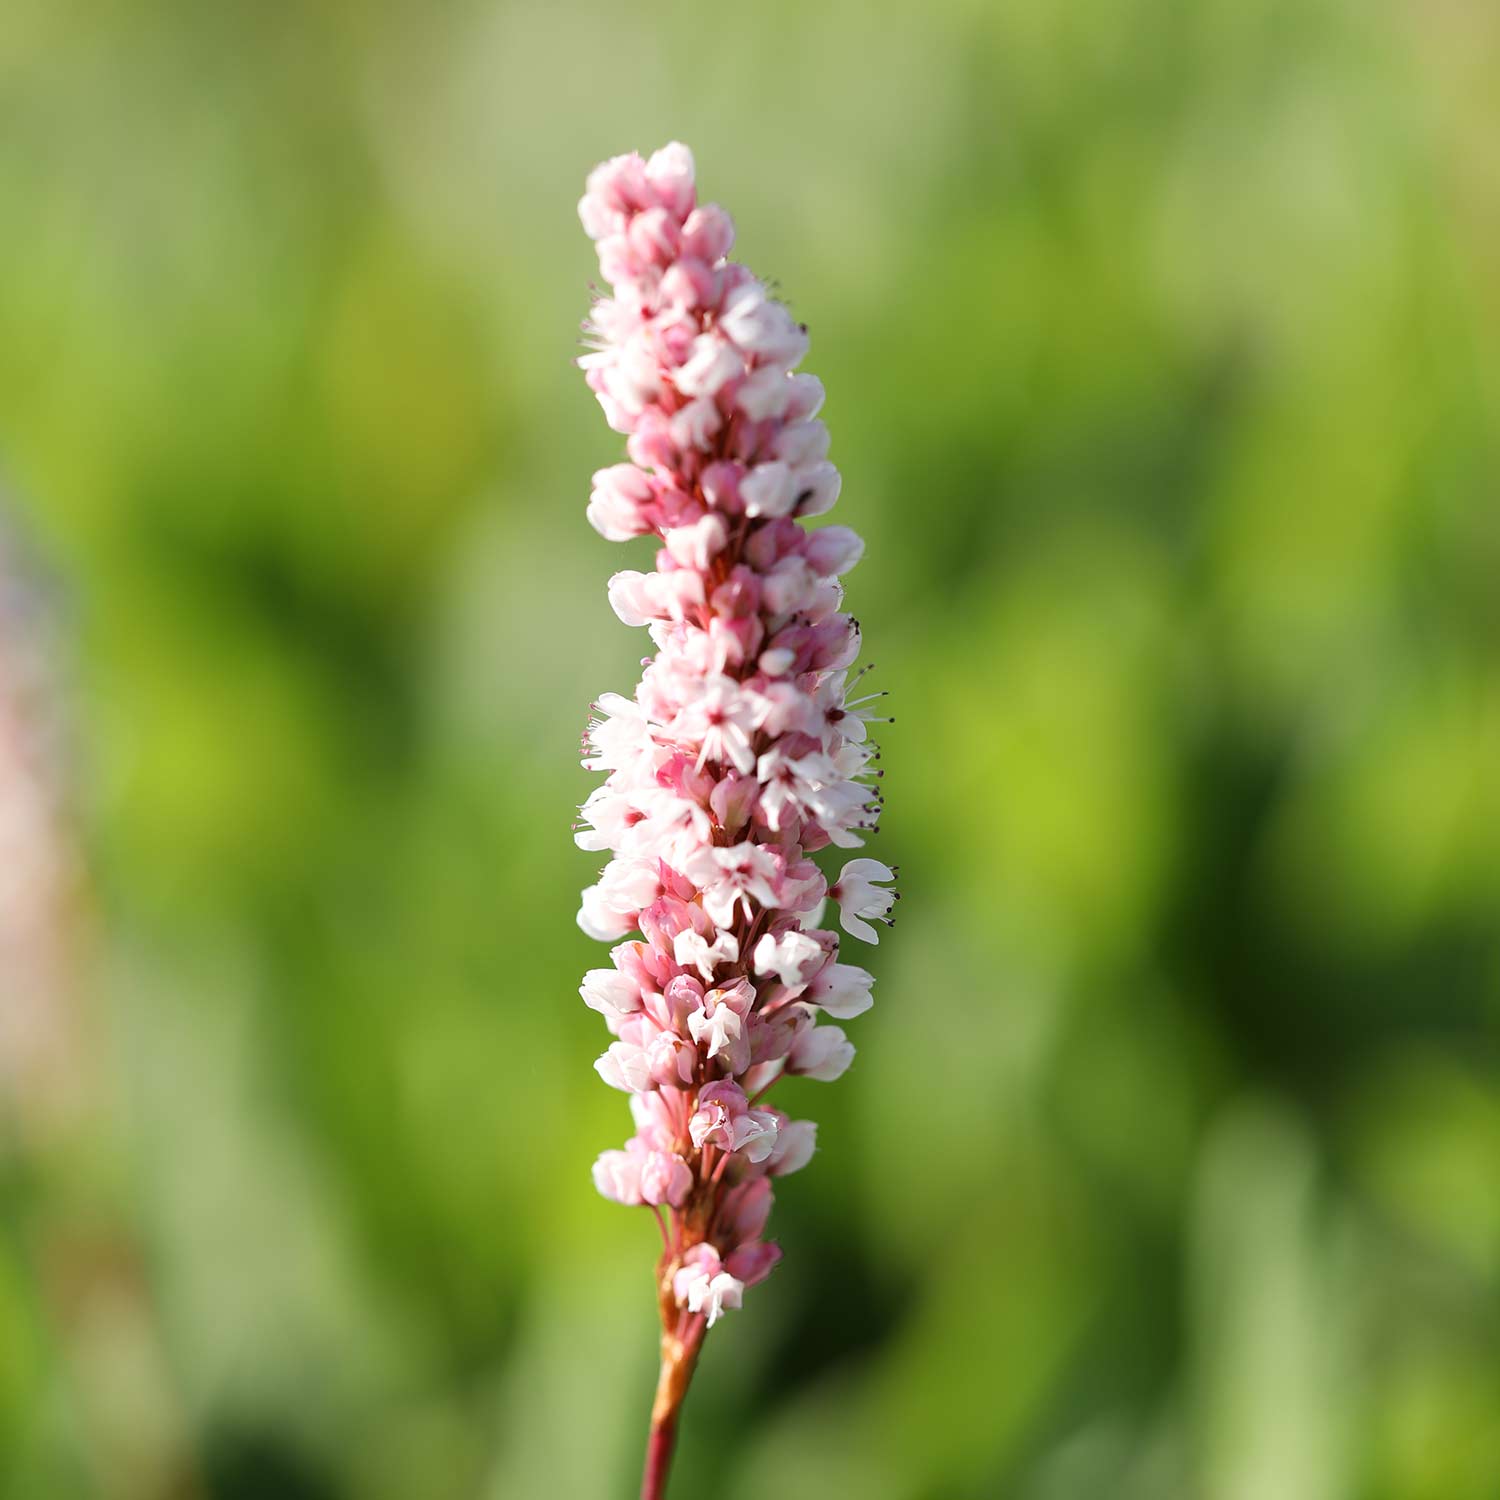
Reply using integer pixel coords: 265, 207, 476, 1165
2, 0, 1498, 1495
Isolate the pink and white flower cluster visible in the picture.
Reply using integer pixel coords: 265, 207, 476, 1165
574, 144, 895, 1328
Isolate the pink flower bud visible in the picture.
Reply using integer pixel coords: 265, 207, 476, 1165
803, 525, 865, 576
681, 203, 734, 263
596, 1041, 654, 1093
725, 1241, 782, 1287
674, 334, 742, 398
627, 205, 681, 266
688, 1080, 748, 1150
720, 1178, 774, 1243
580, 968, 643, 1023
644, 141, 696, 219
607, 570, 658, 627
767, 1120, 817, 1176
771, 420, 830, 468
640, 1151, 693, 1207
787, 1023, 855, 1082
647, 1030, 696, 1087
740, 461, 797, 519
592, 1150, 644, 1205
664, 514, 728, 570
587, 464, 655, 541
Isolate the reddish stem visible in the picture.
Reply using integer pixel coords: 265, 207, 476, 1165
640, 1288, 708, 1500
640, 1402, 681, 1500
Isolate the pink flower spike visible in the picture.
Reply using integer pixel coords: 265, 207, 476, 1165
569, 142, 897, 1499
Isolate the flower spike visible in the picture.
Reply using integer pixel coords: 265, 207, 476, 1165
572, 143, 895, 1500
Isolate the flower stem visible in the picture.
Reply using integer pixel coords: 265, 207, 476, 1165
640, 1310, 707, 1500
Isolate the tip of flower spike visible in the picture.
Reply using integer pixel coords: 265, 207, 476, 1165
579, 142, 699, 250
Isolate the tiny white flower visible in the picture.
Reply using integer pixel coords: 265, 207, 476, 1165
684, 1269, 743, 1327
830, 858, 897, 944
688, 1000, 743, 1062
752, 929, 826, 992
673, 677, 759, 775
673, 927, 741, 983
689, 842, 782, 928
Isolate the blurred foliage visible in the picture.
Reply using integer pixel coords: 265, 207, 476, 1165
1, 0, 1498, 1496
